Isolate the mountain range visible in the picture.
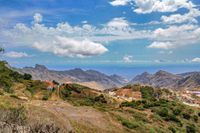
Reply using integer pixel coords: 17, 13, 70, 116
16, 64, 128, 90
16, 64, 200, 90
130, 70, 200, 89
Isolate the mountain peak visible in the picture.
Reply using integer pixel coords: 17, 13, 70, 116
35, 64, 47, 70
155, 70, 170, 75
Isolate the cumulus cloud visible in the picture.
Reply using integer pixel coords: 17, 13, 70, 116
110, 0, 196, 14
110, 0, 131, 6
133, 0, 194, 14
4, 51, 29, 58
0, 13, 152, 52
148, 41, 175, 49
161, 8, 200, 24
33, 13, 43, 23
123, 55, 133, 63
148, 24, 200, 49
192, 57, 200, 63
33, 36, 108, 57
107, 17, 129, 28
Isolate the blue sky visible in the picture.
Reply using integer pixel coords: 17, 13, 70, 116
0, 0, 200, 72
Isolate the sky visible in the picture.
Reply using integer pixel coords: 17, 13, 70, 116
0, 0, 200, 76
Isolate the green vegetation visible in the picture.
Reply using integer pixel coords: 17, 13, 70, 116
119, 86, 200, 132
60, 84, 112, 111
116, 115, 139, 129
0, 61, 34, 91
25, 80, 47, 96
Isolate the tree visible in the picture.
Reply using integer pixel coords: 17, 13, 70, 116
23, 73, 32, 80
0, 47, 4, 54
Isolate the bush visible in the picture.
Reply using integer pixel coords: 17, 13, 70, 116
140, 86, 155, 100
23, 73, 32, 80
94, 94, 107, 103
182, 113, 191, 120
193, 115, 198, 122
61, 89, 71, 98
10, 94, 20, 99
166, 114, 181, 124
117, 116, 139, 129
198, 112, 200, 117
173, 107, 182, 115
42, 95, 49, 101
186, 124, 196, 133
52, 80, 59, 85
168, 126, 176, 133
157, 107, 169, 117
3, 87, 14, 93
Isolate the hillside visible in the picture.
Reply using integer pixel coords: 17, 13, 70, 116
16, 64, 128, 90
0, 61, 200, 132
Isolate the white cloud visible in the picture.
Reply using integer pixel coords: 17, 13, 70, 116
148, 41, 175, 49
1, 13, 200, 55
33, 13, 43, 23
148, 24, 200, 49
0, 14, 152, 51
110, 0, 131, 6
33, 36, 108, 57
107, 17, 129, 28
123, 55, 133, 63
81, 20, 88, 24
4, 51, 29, 58
110, 0, 196, 14
161, 8, 200, 24
158, 50, 173, 54
133, 0, 195, 14
192, 57, 200, 63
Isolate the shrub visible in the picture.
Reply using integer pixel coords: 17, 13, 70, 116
94, 94, 107, 103
23, 73, 32, 80
42, 94, 49, 101
117, 116, 139, 129
193, 115, 198, 122
166, 114, 181, 124
157, 107, 169, 117
140, 86, 155, 100
173, 107, 182, 115
10, 94, 20, 99
198, 112, 200, 117
182, 113, 191, 120
3, 87, 14, 93
186, 124, 196, 133
168, 126, 176, 133
61, 89, 71, 98
52, 80, 59, 85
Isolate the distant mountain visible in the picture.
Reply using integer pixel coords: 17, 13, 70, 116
130, 70, 200, 89
16, 64, 128, 90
